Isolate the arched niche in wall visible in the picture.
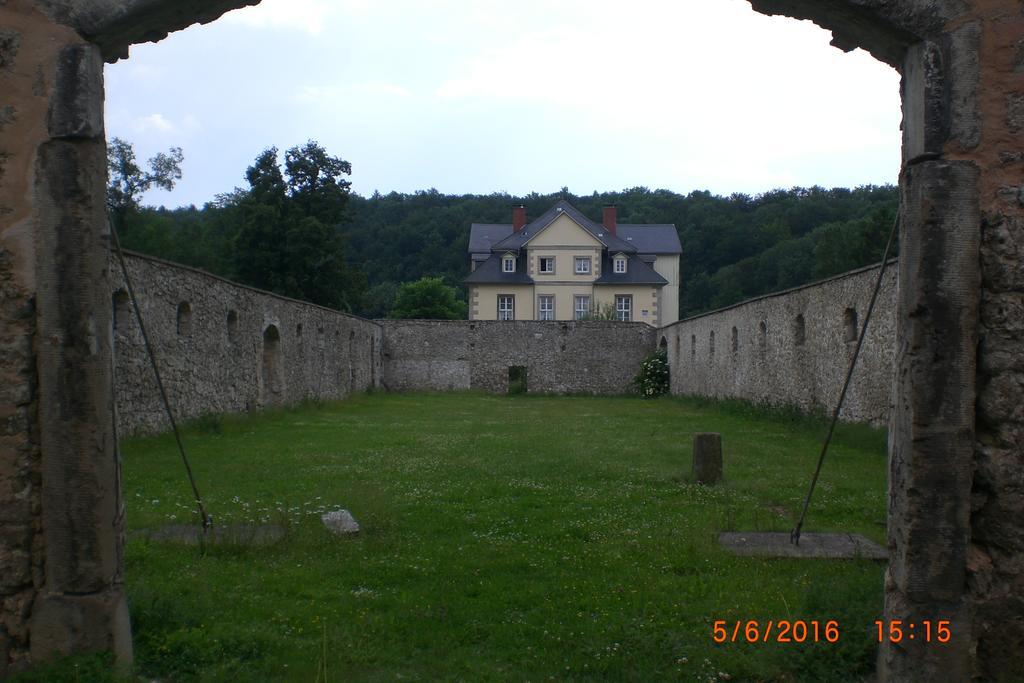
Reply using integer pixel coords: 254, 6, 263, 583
260, 324, 284, 406
794, 314, 806, 347
226, 310, 239, 344
112, 290, 130, 335
843, 308, 858, 343
176, 301, 192, 336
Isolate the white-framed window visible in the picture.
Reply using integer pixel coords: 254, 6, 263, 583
614, 256, 627, 274
615, 295, 632, 321
498, 295, 515, 320
502, 255, 516, 273
539, 256, 555, 274
538, 295, 554, 321
574, 295, 591, 320
574, 256, 591, 274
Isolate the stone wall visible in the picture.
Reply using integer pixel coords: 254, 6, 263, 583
111, 251, 383, 436
660, 262, 897, 425
379, 319, 657, 395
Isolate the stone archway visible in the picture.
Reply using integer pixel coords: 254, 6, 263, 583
0, 0, 1020, 679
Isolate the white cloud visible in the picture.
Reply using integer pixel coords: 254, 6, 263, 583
135, 113, 176, 134
297, 82, 412, 103
221, 0, 371, 35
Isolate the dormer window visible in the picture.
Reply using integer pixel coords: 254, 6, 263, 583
502, 255, 516, 273
614, 255, 627, 274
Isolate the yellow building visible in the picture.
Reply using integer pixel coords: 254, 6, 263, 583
466, 201, 681, 327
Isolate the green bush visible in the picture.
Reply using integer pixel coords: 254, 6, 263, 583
632, 348, 669, 397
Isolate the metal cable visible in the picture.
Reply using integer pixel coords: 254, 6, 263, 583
791, 211, 899, 546
109, 222, 212, 532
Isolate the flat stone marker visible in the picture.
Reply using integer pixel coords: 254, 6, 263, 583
692, 432, 722, 484
718, 532, 888, 560
322, 509, 360, 535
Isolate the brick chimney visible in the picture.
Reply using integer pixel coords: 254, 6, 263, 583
602, 205, 617, 235
512, 205, 527, 232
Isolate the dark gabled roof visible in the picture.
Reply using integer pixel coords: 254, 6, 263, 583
593, 253, 668, 286
616, 224, 682, 254
468, 224, 514, 253
467, 201, 680, 256
491, 200, 638, 253
463, 254, 534, 285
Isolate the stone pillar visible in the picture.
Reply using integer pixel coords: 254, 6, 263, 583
0, 1, 129, 673
691, 433, 723, 485
885, 6, 1024, 680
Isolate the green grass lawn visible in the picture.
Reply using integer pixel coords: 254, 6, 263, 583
53, 394, 890, 681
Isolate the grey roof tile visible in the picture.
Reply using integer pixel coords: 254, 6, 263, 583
468, 224, 514, 253
616, 224, 682, 254
464, 254, 534, 284
593, 254, 668, 285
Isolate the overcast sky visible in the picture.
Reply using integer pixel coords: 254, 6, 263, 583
104, 0, 902, 209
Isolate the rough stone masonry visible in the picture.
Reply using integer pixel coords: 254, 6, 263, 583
0, 0, 1021, 679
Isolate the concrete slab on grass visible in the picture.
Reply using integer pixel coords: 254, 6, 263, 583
718, 532, 888, 560
131, 523, 287, 546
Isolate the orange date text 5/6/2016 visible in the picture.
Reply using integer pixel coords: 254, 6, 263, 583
874, 620, 952, 643
711, 620, 841, 644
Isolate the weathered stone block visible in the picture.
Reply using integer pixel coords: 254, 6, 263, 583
977, 374, 1024, 424
980, 214, 1024, 293
0, 545, 31, 593
902, 40, 947, 162
898, 160, 980, 428
946, 21, 982, 150
1008, 93, 1024, 134
29, 590, 131, 664
0, 28, 20, 70
0, 105, 15, 131
691, 433, 722, 485
48, 43, 104, 139
34, 139, 121, 595
321, 509, 360, 536
0, 478, 32, 524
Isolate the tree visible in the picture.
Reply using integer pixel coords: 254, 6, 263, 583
390, 277, 467, 320
106, 137, 184, 234
231, 141, 363, 311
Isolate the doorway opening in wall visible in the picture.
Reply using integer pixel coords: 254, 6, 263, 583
508, 366, 528, 394
260, 324, 283, 406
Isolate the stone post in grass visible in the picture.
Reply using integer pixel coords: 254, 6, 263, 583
692, 433, 722, 485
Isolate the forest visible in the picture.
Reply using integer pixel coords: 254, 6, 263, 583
113, 143, 898, 320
